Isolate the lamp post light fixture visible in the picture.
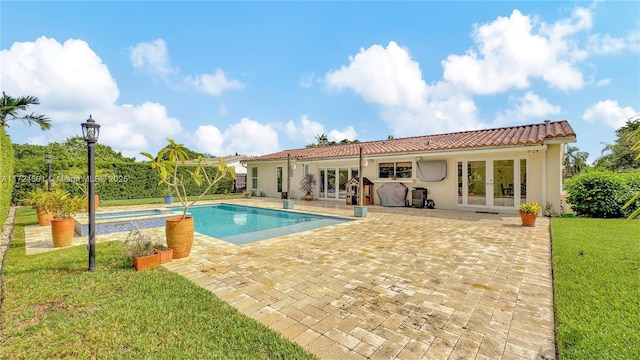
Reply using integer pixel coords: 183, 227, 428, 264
45, 155, 52, 191
81, 115, 100, 272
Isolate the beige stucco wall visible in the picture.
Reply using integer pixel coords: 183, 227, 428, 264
246, 143, 568, 213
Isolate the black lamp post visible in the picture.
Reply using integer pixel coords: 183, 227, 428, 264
81, 115, 100, 272
45, 155, 52, 191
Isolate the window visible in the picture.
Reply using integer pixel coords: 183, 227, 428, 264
378, 161, 412, 179
276, 166, 283, 193
251, 167, 258, 189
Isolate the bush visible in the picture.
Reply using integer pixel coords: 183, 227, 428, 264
565, 170, 640, 218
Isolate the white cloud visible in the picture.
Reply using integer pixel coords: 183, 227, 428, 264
300, 72, 315, 88
184, 68, 245, 96
587, 31, 640, 54
193, 118, 279, 156
130, 39, 176, 79
582, 100, 638, 129
495, 92, 561, 124
596, 78, 611, 87
1, 36, 119, 113
326, 41, 428, 109
442, 8, 590, 94
328, 126, 357, 142
1, 36, 183, 157
285, 115, 326, 144
324, 42, 482, 137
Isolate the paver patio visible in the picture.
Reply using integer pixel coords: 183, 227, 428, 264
24, 198, 556, 359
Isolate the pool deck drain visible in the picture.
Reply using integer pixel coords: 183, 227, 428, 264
23, 198, 556, 359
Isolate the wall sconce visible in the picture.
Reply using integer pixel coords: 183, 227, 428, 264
415, 156, 422, 162
363, 158, 369, 167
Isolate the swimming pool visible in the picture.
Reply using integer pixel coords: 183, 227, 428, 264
186, 203, 351, 245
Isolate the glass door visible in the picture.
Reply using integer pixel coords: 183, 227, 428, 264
327, 169, 336, 198
458, 158, 525, 208
467, 160, 486, 206
493, 160, 515, 207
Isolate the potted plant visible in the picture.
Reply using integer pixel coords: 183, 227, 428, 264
141, 138, 232, 258
49, 188, 85, 247
299, 173, 317, 201
517, 201, 542, 227
124, 227, 162, 271
23, 187, 54, 226
162, 186, 174, 204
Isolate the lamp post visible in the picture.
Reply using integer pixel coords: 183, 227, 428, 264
81, 115, 100, 272
45, 155, 52, 191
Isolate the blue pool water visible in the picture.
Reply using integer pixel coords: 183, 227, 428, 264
185, 203, 351, 245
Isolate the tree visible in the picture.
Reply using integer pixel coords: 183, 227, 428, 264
0, 92, 51, 130
563, 145, 589, 177
306, 133, 360, 148
595, 117, 640, 172
623, 114, 640, 221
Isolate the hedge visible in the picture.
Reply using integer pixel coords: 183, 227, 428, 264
565, 170, 640, 218
11, 161, 235, 204
0, 127, 14, 226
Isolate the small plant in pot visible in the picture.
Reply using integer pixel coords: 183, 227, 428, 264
299, 173, 317, 201
124, 227, 164, 271
49, 188, 85, 247
517, 201, 542, 227
23, 187, 54, 226
141, 138, 232, 258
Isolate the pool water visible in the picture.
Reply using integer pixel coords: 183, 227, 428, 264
186, 203, 351, 245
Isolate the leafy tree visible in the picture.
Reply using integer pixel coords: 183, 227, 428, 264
563, 145, 589, 177
0, 91, 51, 130
306, 133, 360, 148
595, 116, 640, 172
623, 114, 640, 220
13, 136, 135, 162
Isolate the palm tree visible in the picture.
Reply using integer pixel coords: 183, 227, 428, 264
563, 145, 589, 177
0, 92, 51, 130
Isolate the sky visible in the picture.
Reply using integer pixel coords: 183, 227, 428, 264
1, 1, 639, 163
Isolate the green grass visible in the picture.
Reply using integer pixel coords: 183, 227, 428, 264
0, 207, 315, 359
552, 218, 640, 359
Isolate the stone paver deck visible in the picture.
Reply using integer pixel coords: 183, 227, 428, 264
24, 198, 556, 359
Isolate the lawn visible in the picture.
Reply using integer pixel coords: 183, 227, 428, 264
0, 206, 316, 359
552, 217, 640, 359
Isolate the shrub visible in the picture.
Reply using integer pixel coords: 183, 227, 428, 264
0, 127, 14, 226
565, 170, 640, 218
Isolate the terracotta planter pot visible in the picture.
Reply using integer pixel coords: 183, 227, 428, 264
51, 218, 75, 247
304, 194, 313, 201
133, 252, 161, 271
166, 216, 194, 259
519, 211, 537, 227
158, 249, 173, 264
84, 194, 100, 212
37, 208, 53, 226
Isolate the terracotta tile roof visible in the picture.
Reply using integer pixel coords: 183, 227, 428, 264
244, 120, 576, 162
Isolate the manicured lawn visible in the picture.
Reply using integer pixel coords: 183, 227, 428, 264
552, 218, 640, 359
0, 207, 315, 359
100, 193, 245, 206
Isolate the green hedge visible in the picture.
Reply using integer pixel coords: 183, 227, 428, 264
0, 127, 15, 226
11, 161, 235, 204
565, 170, 640, 218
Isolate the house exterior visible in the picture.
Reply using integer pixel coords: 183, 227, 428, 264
241, 120, 576, 214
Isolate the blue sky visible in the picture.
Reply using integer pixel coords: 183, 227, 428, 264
1, 1, 638, 162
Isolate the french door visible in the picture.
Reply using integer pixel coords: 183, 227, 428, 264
457, 158, 527, 208
319, 167, 358, 200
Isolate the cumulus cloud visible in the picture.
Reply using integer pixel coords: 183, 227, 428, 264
130, 39, 176, 79
193, 118, 279, 156
1, 36, 184, 157
2, 36, 119, 113
442, 8, 591, 94
285, 115, 326, 144
583, 100, 638, 129
325, 42, 482, 137
184, 69, 245, 96
328, 126, 357, 142
495, 92, 561, 124
596, 78, 611, 87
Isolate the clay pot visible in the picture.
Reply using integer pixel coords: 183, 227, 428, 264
519, 211, 537, 227
165, 216, 194, 259
133, 252, 161, 271
51, 218, 75, 247
37, 208, 53, 226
